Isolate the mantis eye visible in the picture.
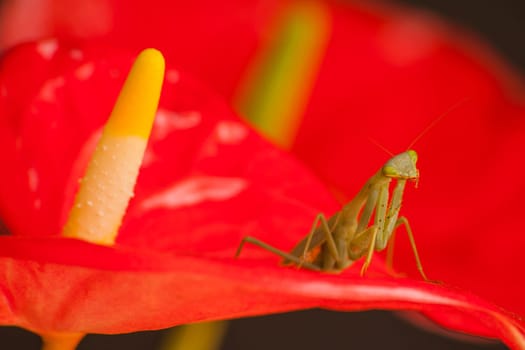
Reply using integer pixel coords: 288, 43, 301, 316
407, 149, 418, 164
383, 165, 398, 177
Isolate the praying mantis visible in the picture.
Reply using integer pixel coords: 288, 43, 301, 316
235, 100, 466, 279
235, 149, 429, 280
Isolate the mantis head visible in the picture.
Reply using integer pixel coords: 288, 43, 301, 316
382, 150, 419, 184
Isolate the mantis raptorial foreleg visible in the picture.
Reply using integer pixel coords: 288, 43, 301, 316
358, 226, 378, 276
385, 231, 396, 270
353, 181, 389, 275
350, 177, 428, 280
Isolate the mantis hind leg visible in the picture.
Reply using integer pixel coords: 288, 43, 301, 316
304, 213, 341, 269
235, 236, 321, 271
390, 216, 429, 281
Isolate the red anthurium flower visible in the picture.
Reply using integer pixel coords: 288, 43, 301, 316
1, 4, 525, 350
0, 39, 524, 349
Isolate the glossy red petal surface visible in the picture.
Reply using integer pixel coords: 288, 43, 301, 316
1, 239, 524, 348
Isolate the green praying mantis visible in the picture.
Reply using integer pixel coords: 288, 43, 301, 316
235, 103, 466, 280
235, 149, 428, 280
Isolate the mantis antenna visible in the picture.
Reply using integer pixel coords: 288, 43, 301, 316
406, 98, 469, 150
367, 136, 394, 157
366, 98, 468, 158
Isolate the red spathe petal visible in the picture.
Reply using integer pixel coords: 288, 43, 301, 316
1, 240, 524, 349
0, 39, 338, 330
0, 30, 524, 349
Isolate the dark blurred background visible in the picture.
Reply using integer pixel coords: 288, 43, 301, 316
1, 0, 522, 349
0, 310, 510, 349
398, 0, 525, 75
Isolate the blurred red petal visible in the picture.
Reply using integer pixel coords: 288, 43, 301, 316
0, 0, 287, 100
